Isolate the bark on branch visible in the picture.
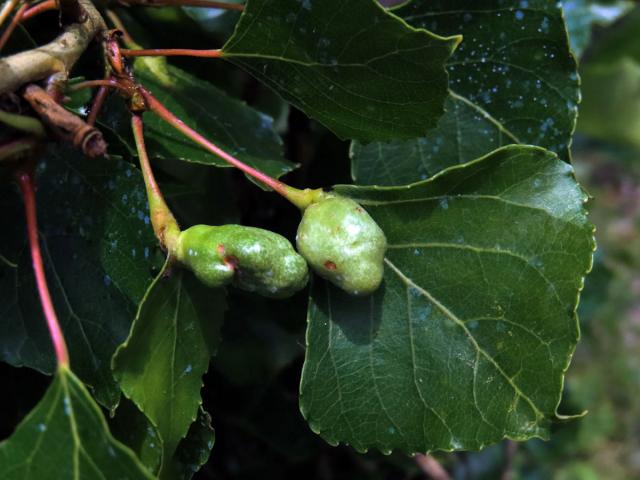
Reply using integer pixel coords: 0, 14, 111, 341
23, 84, 107, 157
0, 0, 106, 95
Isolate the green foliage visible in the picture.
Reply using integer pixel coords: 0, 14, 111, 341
352, 0, 580, 185
176, 224, 309, 298
0, 368, 154, 479
100, 57, 295, 181
297, 195, 387, 295
301, 146, 594, 453
578, 58, 640, 147
576, 6, 640, 148
562, 0, 633, 57
8, 0, 640, 477
112, 263, 225, 477
222, 0, 460, 141
0, 148, 160, 409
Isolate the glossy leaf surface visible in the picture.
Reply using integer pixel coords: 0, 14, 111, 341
301, 145, 595, 453
0, 148, 159, 409
352, 0, 579, 185
0, 368, 154, 479
222, 0, 459, 141
112, 264, 225, 476
100, 58, 295, 180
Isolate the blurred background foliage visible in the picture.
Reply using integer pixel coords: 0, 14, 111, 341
1, 1, 640, 479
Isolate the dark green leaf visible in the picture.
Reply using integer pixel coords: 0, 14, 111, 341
182, 2, 243, 39
0, 147, 160, 409
222, 0, 459, 142
65, 77, 93, 116
100, 57, 295, 180
168, 407, 215, 480
112, 263, 225, 477
352, 0, 579, 185
562, 0, 633, 58
573, 5, 640, 147
214, 291, 304, 386
584, 6, 640, 64
110, 397, 163, 475
577, 58, 640, 148
300, 145, 595, 453
0, 367, 153, 479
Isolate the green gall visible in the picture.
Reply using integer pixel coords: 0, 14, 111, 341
296, 195, 387, 295
176, 224, 309, 298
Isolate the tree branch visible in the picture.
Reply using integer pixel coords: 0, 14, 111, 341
23, 84, 107, 157
0, 0, 106, 95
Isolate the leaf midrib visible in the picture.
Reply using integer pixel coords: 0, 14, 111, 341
384, 258, 546, 422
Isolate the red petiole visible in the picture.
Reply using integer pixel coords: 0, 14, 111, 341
87, 85, 111, 126
139, 87, 320, 209
21, 0, 57, 21
131, 114, 181, 252
140, 87, 287, 196
121, 48, 223, 58
0, 2, 27, 52
69, 79, 129, 92
17, 169, 70, 368
0, 0, 58, 52
0, 0, 20, 28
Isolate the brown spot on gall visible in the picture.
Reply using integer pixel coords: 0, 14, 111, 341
224, 255, 239, 271
324, 261, 337, 271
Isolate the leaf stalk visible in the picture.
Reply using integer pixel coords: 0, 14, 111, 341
131, 113, 181, 254
139, 87, 322, 210
121, 48, 223, 58
17, 169, 70, 368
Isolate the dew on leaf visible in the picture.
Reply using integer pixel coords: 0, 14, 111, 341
416, 306, 432, 321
